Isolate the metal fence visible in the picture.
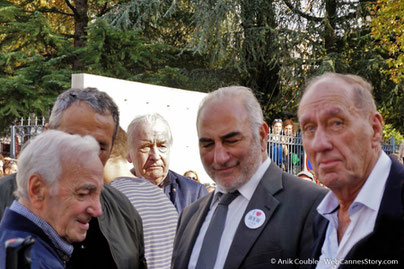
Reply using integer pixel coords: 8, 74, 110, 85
10, 117, 46, 158
6, 118, 402, 169
268, 133, 305, 175
268, 131, 401, 175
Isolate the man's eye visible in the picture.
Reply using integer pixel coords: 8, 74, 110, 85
201, 142, 213, 149
159, 145, 168, 152
77, 192, 89, 199
303, 125, 315, 134
330, 120, 343, 129
139, 146, 150, 152
225, 139, 238, 144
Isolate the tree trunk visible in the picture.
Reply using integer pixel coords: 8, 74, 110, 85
240, 0, 280, 111
73, 0, 88, 70
324, 0, 337, 53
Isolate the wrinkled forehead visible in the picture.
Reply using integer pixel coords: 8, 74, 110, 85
298, 78, 354, 116
136, 121, 171, 140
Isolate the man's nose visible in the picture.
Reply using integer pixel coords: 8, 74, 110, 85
149, 145, 161, 160
311, 127, 332, 152
88, 196, 102, 218
213, 143, 230, 164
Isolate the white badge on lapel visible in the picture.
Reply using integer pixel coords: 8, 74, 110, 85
244, 209, 265, 229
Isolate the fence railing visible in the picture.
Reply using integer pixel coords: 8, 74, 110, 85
6, 119, 402, 171
10, 117, 46, 158
268, 131, 400, 175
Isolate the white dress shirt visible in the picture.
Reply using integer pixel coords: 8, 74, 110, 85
188, 158, 271, 269
316, 151, 391, 269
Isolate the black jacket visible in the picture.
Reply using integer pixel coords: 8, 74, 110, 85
310, 157, 404, 268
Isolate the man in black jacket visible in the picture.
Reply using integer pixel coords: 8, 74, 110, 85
0, 88, 147, 269
298, 73, 403, 268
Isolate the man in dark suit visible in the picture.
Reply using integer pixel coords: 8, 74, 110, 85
298, 72, 404, 268
127, 113, 208, 213
172, 86, 327, 269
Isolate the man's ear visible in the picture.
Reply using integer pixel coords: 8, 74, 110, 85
127, 153, 132, 163
259, 122, 269, 152
27, 174, 47, 209
370, 112, 383, 148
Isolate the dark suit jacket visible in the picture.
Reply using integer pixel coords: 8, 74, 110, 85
164, 170, 208, 213
310, 157, 404, 268
172, 162, 327, 269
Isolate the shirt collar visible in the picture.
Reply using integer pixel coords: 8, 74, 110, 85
317, 151, 392, 216
353, 151, 391, 212
215, 157, 271, 202
10, 201, 73, 258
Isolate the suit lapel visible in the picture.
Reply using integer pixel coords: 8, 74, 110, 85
224, 162, 283, 269
176, 192, 214, 267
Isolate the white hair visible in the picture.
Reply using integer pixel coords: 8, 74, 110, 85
197, 86, 264, 139
127, 113, 173, 147
16, 130, 100, 199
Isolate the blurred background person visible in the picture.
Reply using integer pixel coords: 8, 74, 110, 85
297, 170, 316, 183
3, 159, 17, 176
203, 182, 216, 193
399, 143, 404, 164
183, 170, 200, 183
282, 119, 302, 173
269, 119, 285, 168
0, 154, 4, 178
104, 127, 134, 183
283, 119, 295, 137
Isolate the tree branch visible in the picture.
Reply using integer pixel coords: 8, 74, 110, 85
64, 0, 77, 15
37, 7, 74, 17
282, 0, 323, 22
97, 3, 109, 17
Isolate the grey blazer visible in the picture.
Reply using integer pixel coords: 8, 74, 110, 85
172, 162, 328, 269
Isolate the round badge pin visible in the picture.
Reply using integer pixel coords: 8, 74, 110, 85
244, 209, 266, 229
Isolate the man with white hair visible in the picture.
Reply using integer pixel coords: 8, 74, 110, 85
172, 86, 327, 268
127, 113, 208, 213
0, 130, 103, 268
298, 73, 404, 268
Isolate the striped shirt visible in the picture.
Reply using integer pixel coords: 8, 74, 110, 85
111, 177, 178, 269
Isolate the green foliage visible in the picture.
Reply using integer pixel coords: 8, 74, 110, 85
79, 19, 174, 80
383, 123, 403, 145
0, 2, 71, 136
0, 0, 403, 138
371, 0, 404, 84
